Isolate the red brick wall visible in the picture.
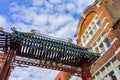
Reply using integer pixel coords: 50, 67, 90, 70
90, 39, 120, 74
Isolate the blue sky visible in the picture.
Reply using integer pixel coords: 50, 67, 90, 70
0, 0, 95, 80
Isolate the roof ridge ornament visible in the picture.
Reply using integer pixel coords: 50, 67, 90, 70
0, 27, 5, 31
30, 29, 36, 34
11, 27, 17, 32
11, 27, 36, 34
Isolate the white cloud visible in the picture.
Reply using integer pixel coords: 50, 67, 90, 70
48, 14, 74, 30
44, 1, 53, 9
32, 0, 44, 6
0, 15, 11, 31
9, 2, 76, 35
0, 15, 7, 27
48, 0, 62, 4
76, 0, 95, 13
66, 3, 76, 11
32, 14, 48, 25
54, 20, 77, 39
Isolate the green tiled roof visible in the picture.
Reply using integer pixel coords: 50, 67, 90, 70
0, 29, 100, 67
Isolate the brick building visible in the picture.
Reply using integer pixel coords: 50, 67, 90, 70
56, 0, 120, 80
75, 0, 120, 79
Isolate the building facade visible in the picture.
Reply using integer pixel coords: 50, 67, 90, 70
56, 0, 120, 80
76, 0, 120, 80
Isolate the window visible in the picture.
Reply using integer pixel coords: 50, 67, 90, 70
105, 38, 111, 48
91, 22, 95, 26
109, 71, 117, 80
93, 25, 97, 31
95, 15, 99, 20
100, 44, 105, 53
97, 37, 101, 42
101, 68, 106, 76
83, 39, 86, 43
85, 31, 88, 35
90, 30, 93, 35
106, 63, 112, 72
86, 35, 89, 39
89, 48, 93, 52
81, 14, 101, 46
95, 47, 100, 52
93, 43, 97, 47
88, 26, 91, 30
92, 76, 95, 80
96, 73, 101, 79
83, 35, 85, 39
103, 76, 109, 80
97, 20, 101, 27
101, 32, 105, 37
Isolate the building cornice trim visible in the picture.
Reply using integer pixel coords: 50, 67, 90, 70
92, 47, 120, 76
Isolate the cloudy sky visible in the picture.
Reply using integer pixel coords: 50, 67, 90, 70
0, 0, 95, 80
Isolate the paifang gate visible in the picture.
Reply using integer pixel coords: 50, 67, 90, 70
0, 28, 100, 80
